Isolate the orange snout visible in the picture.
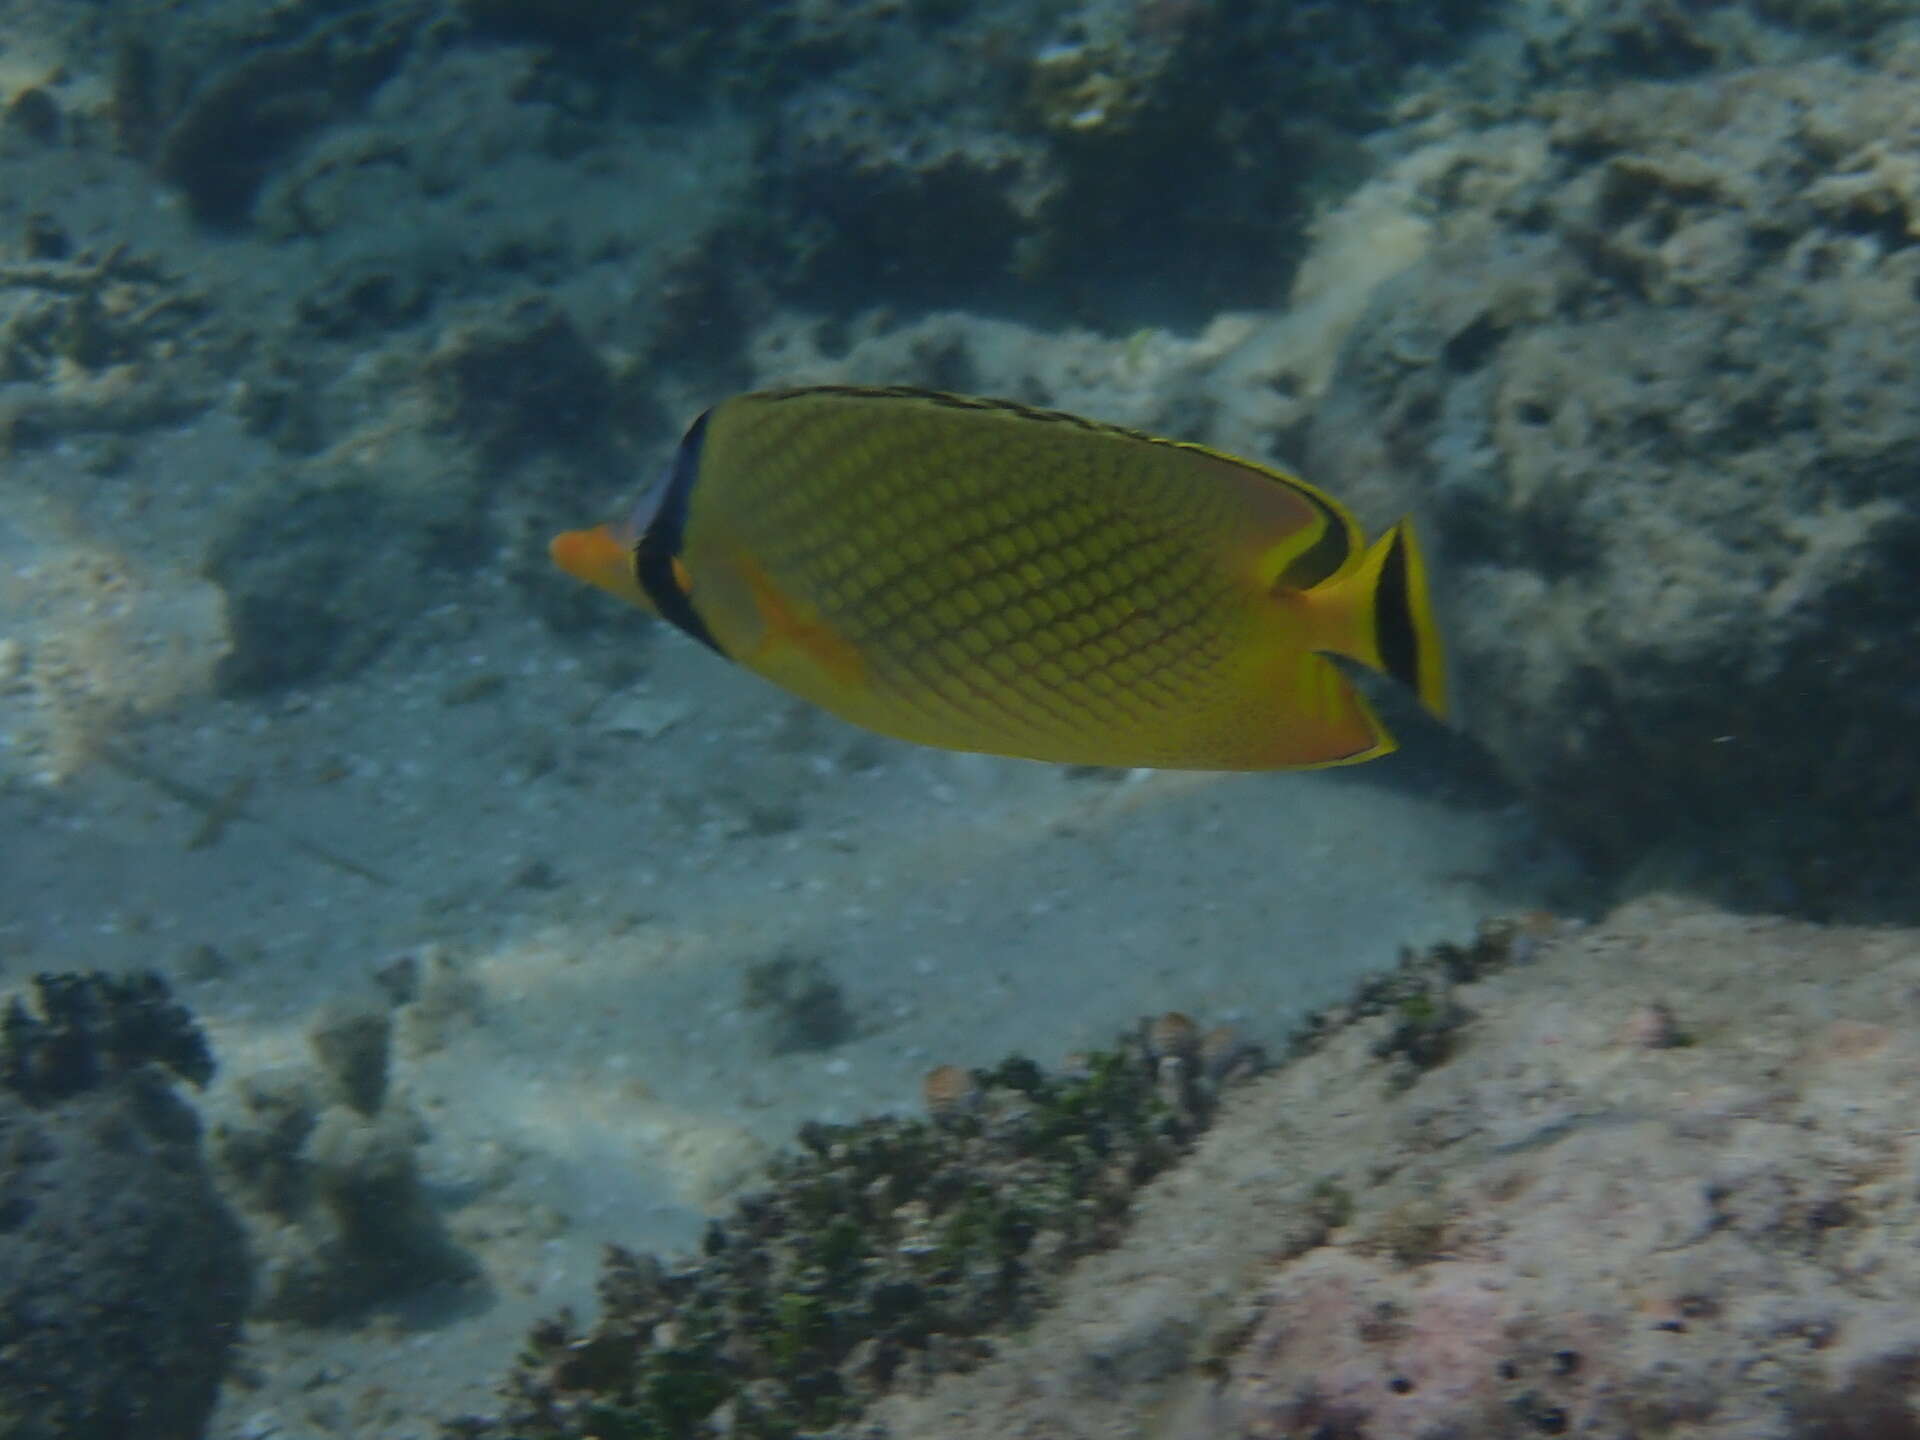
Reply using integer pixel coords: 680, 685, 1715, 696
549, 525, 653, 611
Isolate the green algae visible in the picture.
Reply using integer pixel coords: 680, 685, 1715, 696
453, 1015, 1254, 1438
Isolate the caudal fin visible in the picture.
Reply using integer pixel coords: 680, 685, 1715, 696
1310, 518, 1448, 721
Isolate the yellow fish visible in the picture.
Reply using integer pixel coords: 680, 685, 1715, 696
551, 386, 1445, 770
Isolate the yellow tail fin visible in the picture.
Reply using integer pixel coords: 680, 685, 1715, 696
1308, 518, 1448, 721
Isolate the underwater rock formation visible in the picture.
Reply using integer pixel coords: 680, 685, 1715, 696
850, 902, 1920, 1439
113, 1, 427, 227
205, 477, 491, 693
0, 972, 247, 1440
758, 0, 1501, 312
213, 1000, 479, 1324
1310, 55, 1920, 917
424, 295, 617, 465
0, 242, 217, 448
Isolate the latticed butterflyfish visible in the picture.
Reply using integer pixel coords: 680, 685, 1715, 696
551, 386, 1445, 770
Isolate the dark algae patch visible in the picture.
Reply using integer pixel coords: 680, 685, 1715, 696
1282, 914, 1556, 1085
0, 969, 214, 1103
0, 972, 246, 1440
741, 952, 857, 1056
449, 1015, 1263, 1438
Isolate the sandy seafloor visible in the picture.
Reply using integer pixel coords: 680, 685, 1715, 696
0, 416, 1548, 1435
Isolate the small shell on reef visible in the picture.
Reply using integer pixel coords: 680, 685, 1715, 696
921, 1063, 981, 1119
1145, 1011, 1200, 1063
1618, 1002, 1683, 1049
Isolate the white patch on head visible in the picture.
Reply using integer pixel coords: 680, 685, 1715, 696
610, 456, 677, 548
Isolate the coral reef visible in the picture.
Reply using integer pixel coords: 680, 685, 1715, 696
851, 901, 1920, 1440
759, 0, 1501, 313
0, 243, 214, 445
1308, 54, 1920, 915
424, 295, 617, 465
7, 3, 1920, 1437
450, 1015, 1262, 1437
0, 971, 247, 1440
123, 2, 428, 227
451, 0, 801, 114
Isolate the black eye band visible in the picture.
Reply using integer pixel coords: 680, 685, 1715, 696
635, 407, 725, 656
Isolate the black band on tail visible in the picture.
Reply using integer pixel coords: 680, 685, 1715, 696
1375, 528, 1421, 700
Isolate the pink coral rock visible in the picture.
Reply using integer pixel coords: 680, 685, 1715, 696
863, 898, 1920, 1439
